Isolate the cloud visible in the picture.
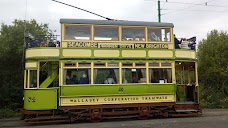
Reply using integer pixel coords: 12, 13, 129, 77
1, 0, 228, 42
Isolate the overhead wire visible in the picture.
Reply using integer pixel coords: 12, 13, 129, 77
51, 0, 114, 20
161, 0, 220, 15
145, 0, 228, 8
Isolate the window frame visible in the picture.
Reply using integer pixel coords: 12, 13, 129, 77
64, 24, 92, 41
121, 26, 146, 42
93, 25, 119, 41
147, 27, 171, 42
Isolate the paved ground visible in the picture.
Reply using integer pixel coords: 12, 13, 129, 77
0, 109, 228, 128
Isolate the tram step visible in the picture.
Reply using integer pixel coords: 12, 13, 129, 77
25, 119, 68, 124
25, 116, 67, 121
176, 101, 197, 104
175, 110, 200, 112
104, 115, 138, 119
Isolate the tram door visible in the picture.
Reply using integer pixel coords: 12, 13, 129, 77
39, 61, 59, 88
175, 62, 198, 102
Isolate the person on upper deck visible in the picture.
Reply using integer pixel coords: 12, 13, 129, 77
174, 34, 183, 49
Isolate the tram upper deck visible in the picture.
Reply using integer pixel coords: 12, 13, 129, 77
25, 19, 196, 60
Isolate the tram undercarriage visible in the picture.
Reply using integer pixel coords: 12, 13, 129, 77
21, 102, 201, 124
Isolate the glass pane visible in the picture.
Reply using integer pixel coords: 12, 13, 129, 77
148, 28, 161, 41
149, 68, 172, 83
94, 27, 118, 40
122, 68, 146, 83
94, 69, 119, 84
122, 63, 133, 66
64, 69, 91, 85
65, 26, 90, 40
161, 63, 171, 66
29, 70, 37, 88
122, 28, 145, 41
149, 63, 160, 67
78, 63, 91, 67
161, 28, 171, 42
135, 63, 146, 66
65, 63, 76, 67
94, 63, 105, 67
107, 63, 119, 67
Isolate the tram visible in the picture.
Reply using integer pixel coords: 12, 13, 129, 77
21, 19, 201, 123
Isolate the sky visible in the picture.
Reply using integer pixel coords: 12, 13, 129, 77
1, 0, 228, 42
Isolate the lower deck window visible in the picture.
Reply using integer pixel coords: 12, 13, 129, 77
64, 69, 91, 85
29, 70, 37, 88
122, 68, 146, 83
94, 69, 119, 84
149, 68, 172, 83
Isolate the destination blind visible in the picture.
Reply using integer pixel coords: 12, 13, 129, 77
66, 42, 169, 49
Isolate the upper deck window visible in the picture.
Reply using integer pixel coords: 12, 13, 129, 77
65, 25, 91, 40
148, 28, 171, 42
122, 27, 145, 41
94, 26, 118, 41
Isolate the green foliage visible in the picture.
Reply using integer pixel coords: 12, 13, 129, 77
0, 19, 52, 110
198, 30, 228, 108
0, 108, 19, 119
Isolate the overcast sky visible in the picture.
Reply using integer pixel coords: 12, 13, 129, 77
1, 0, 228, 42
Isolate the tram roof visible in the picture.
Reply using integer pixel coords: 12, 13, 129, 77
60, 19, 174, 28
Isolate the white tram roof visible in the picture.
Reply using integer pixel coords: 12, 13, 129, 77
60, 19, 174, 28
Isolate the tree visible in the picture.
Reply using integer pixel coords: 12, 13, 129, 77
198, 30, 228, 108
0, 19, 52, 109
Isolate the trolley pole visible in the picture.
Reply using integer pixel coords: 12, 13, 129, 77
158, 0, 161, 22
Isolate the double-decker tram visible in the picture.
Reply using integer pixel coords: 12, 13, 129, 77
21, 19, 201, 123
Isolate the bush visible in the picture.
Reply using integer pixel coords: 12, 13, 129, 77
0, 108, 19, 119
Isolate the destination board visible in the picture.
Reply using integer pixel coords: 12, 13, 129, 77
66, 42, 169, 49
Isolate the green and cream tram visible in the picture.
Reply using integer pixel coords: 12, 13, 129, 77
21, 19, 201, 122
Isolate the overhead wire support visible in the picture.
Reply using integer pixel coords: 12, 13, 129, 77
158, 0, 228, 8
51, 0, 114, 20
158, 0, 161, 22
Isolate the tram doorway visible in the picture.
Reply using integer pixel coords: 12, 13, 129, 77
175, 62, 198, 102
39, 61, 59, 88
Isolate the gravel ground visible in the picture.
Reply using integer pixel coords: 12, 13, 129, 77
0, 109, 228, 128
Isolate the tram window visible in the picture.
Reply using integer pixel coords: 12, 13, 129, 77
107, 63, 119, 67
149, 63, 160, 67
122, 68, 146, 83
122, 27, 145, 41
161, 28, 171, 42
24, 70, 28, 88
29, 70, 37, 88
149, 68, 172, 83
94, 69, 119, 84
135, 63, 146, 66
94, 63, 105, 67
78, 63, 91, 67
65, 63, 76, 67
122, 63, 133, 67
65, 26, 91, 40
161, 63, 171, 67
64, 69, 91, 85
148, 28, 161, 41
94, 26, 118, 40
